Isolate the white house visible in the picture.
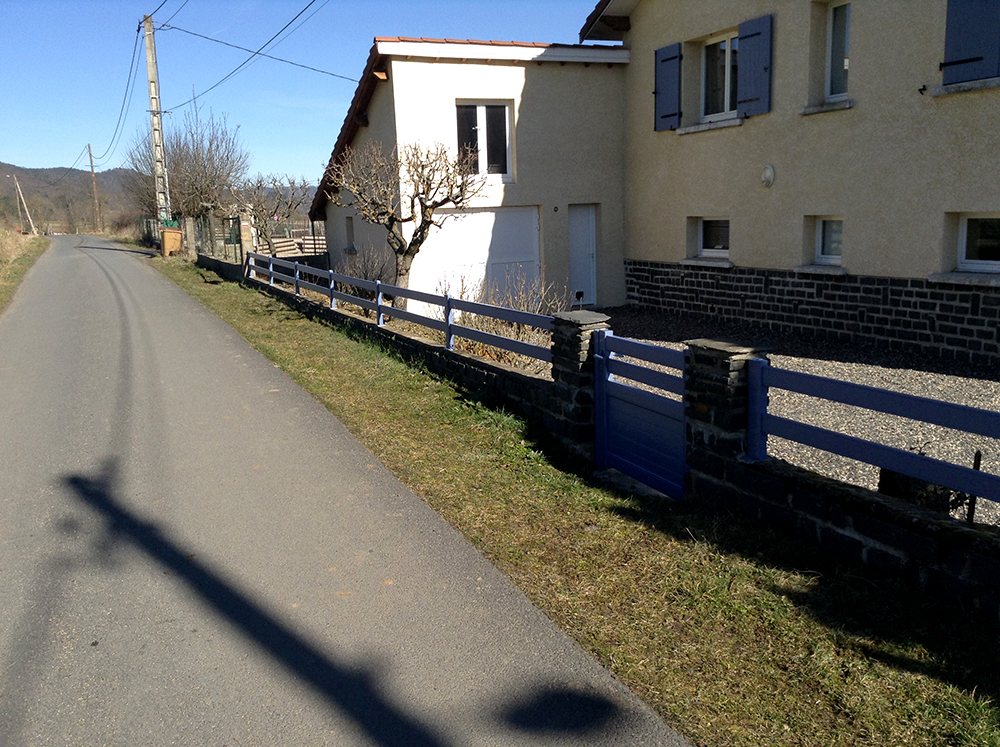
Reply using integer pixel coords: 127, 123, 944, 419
309, 37, 630, 308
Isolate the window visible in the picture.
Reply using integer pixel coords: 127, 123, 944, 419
703, 31, 739, 121
815, 217, 843, 265
826, 3, 851, 100
699, 218, 730, 258
655, 15, 771, 131
345, 216, 356, 254
942, 0, 1000, 85
959, 213, 1000, 271
456, 103, 511, 176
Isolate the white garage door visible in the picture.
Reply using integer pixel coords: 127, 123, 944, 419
407, 207, 540, 316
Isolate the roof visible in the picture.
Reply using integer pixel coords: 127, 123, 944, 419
309, 37, 629, 219
579, 0, 640, 43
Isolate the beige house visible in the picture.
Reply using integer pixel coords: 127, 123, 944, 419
580, 0, 1000, 364
310, 37, 630, 308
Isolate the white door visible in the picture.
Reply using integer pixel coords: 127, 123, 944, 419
568, 204, 597, 306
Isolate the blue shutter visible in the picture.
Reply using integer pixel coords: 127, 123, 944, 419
737, 14, 772, 118
654, 43, 682, 131
942, 0, 1000, 85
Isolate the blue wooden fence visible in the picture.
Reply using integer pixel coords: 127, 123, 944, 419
246, 252, 554, 363
594, 332, 687, 498
748, 358, 1000, 502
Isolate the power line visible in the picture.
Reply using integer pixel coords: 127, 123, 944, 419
165, 0, 323, 111
92, 23, 143, 164
149, 0, 170, 17
160, 23, 357, 83
158, 0, 189, 26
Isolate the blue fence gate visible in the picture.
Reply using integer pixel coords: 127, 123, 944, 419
593, 331, 688, 498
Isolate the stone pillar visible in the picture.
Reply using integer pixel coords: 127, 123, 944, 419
684, 339, 768, 461
549, 310, 611, 446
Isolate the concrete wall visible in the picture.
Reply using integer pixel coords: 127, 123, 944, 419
619, 0, 1000, 278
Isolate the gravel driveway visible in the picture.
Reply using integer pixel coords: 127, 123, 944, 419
603, 307, 1000, 526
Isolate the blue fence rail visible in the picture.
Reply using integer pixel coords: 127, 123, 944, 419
246, 252, 554, 363
748, 358, 1000, 502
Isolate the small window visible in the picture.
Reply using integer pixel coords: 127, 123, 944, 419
345, 216, 356, 254
815, 217, 843, 265
826, 3, 851, 101
941, 0, 1000, 85
699, 218, 730, 258
959, 213, 1000, 271
456, 102, 511, 176
702, 31, 739, 121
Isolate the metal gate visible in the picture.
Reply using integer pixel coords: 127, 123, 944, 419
594, 331, 687, 498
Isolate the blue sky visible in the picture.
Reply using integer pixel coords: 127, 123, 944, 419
0, 0, 603, 183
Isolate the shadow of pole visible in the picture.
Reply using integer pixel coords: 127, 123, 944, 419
64, 460, 448, 747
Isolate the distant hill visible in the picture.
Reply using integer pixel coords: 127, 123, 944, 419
0, 161, 138, 233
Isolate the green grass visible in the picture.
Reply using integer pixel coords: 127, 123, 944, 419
0, 235, 49, 312
153, 255, 1000, 747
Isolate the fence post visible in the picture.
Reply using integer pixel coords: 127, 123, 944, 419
244, 252, 251, 281
684, 339, 769, 464
268, 256, 274, 287
593, 329, 612, 468
376, 281, 385, 327
294, 262, 301, 296
445, 294, 455, 350
747, 357, 770, 461
328, 269, 336, 309
549, 310, 611, 448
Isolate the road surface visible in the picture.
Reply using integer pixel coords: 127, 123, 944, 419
0, 235, 688, 746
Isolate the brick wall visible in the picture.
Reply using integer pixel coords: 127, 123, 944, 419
626, 260, 1000, 367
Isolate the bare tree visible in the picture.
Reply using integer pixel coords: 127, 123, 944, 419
169, 107, 249, 219
324, 141, 485, 306
236, 174, 313, 254
120, 105, 249, 221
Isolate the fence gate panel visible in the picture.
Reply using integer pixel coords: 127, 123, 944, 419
594, 331, 687, 498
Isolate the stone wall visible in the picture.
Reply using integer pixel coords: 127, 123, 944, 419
626, 260, 1000, 368
685, 339, 1000, 623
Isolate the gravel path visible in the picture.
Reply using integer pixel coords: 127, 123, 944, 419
604, 307, 1000, 526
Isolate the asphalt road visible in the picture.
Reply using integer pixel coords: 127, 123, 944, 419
0, 236, 688, 746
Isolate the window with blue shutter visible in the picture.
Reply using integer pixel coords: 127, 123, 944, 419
942, 0, 1000, 85
654, 43, 682, 131
736, 14, 772, 117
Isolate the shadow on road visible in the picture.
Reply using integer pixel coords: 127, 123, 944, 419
63, 458, 448, 747
76, 242, 156, 258
58, 459, 628, 744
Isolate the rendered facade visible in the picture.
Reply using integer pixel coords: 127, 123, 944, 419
310, 38, 630, 308
582, 0, 1000, 364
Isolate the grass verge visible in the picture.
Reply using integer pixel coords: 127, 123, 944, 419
0, 233, 50, 313
153, 255, 1000, 747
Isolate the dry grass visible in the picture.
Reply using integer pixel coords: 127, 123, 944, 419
152, 255, 1000, 747
0, 230, 48, 312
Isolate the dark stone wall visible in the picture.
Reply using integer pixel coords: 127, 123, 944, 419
626, 260, 1000, 367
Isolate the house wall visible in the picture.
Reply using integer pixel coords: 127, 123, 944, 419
387, 57, 628, 306
620, 0, 1000, 278
324, 73, 399, 275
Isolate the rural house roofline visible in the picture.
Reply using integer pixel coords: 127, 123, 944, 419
579, 0, 639, 43
309, 37, 629, 220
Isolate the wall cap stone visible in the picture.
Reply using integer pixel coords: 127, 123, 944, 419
553, 310, 611, 326
685, 338, 769, 357
927, 272, 1000, 288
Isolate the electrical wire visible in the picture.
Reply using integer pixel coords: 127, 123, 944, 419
25, 145, 91, 188
165, 0, 322, 111
149, 0, 170, 17
158, 0, 189, 26
160, 23, 357, 82
92, 23, 143, 164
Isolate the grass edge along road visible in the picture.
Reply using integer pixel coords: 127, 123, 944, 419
0, 233, 49, 312
149, 255, 1000, 747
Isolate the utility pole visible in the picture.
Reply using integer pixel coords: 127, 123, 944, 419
87, 143, 103, 233
9, 175, 36, 235
6, 174, 25, 233
143, 15, 171, 225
